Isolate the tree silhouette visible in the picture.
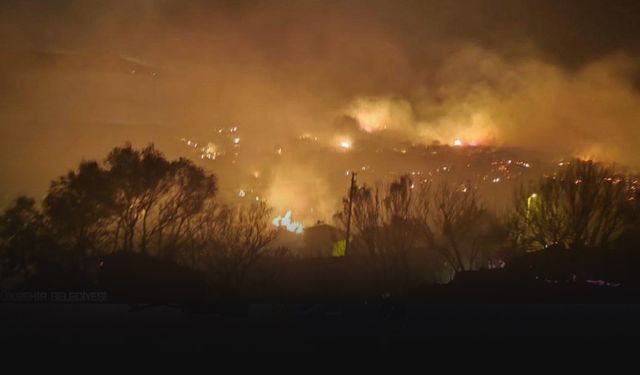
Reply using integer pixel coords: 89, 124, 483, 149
335, 176, 426, 292
336, 176, 505, 287
44, 161, 114, 271
0, 197, 44, 285
200, 201, 277, 297
429, 182, 503, 273
511, 159, 631, 251
43, 143, 217, 262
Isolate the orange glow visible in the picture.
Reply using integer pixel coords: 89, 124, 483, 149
336, 137, 352, 150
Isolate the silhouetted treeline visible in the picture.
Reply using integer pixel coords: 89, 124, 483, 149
0, 144, 277, 300
1, 144, 640, 302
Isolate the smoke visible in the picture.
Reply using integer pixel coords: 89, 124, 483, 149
342, 47, 640, 164
266, 164, 335, 225
1, 0, 640, 211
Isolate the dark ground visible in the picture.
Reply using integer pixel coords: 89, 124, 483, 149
2, 303, 640, 352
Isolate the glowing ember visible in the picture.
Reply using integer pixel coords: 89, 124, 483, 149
203, 142, 216, 154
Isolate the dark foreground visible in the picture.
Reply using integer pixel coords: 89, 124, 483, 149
2, 303, 640, 352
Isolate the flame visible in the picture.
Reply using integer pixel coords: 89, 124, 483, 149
272, 210, 304, 234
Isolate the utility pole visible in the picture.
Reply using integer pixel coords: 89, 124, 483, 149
345, 171, 357, 255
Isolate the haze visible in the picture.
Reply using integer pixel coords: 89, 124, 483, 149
1, 0, 639, 218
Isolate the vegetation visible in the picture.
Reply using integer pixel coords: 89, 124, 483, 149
2, 145, 640, 302
510, 160, 639, 251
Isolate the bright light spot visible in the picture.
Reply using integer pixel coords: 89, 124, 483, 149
453, 138, 463, 147
238, 190, 246, 198
200, 142, 218, 160
272, 210, 304, 234
527, 193, 538, 213
233, 137, 240, 145
204, 142, 216, 154
340, 140, 351, 150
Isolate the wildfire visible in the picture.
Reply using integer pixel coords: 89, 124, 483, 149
272, 210, 304, 234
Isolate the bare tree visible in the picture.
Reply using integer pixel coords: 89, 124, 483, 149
200, 201, 277, 296
336, 175, 504, 288
511, 159, 630, 251
429, 182, 501, 273
335, 175, 427, 292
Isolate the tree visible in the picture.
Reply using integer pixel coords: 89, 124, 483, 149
151, 158, 217, 262
44, 161, 114, 270
335, 176, 505, 288
429, 182, 502, 273
200, 201, 277, 297
0, 197, 45, 285
335, 176, 427, 292
105, 144, 173, 253
512, 159, 630, 251
43, 143, 217, 263
105, 144, 217, 257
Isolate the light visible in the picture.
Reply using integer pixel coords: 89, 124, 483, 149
340, 140, 351, 150
527, 193, 538, 217
204, 142, 216, 154
453, 138, 463, 147
233, 137, 240, 145
272, 210, 304, 234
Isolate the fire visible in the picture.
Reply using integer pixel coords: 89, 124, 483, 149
272, 210, 304, 234
453, 138, 463, 147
